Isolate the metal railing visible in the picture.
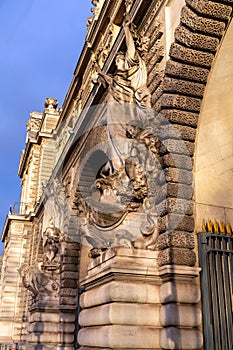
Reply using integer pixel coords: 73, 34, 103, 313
198, 232, 233, 349
9, 202, 28, 215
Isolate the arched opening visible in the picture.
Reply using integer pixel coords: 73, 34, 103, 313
78, 150, 109, 199
194, 19, 233, 229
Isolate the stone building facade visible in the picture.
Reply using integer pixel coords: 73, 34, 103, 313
0, 0, 233, 349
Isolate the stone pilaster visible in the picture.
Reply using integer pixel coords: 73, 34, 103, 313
159, 266, 202, 350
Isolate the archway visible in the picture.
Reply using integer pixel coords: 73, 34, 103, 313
194, 19, 233, 229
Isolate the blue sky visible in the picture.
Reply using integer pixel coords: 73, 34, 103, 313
0, 0, 92, 253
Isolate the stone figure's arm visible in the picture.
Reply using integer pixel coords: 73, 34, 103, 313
94, 62, 112, 86
123, 13, 136, 59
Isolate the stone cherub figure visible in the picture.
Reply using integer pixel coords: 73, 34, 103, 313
94, 12, 151, 176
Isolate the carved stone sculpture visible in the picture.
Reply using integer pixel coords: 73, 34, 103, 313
19, 221, 62, 297
44, 97, 58, 111
74, 11, 162, 256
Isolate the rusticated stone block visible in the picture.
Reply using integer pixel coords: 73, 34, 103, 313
61, 288, 78, 297
78, 325, 161, 349
158, 248, 196, 267
171, 214, 194, 232
28, 333, 74, 344
181, 6, 226, 36
167, 198, 194, 216
186, 0, 232, 20
166, 60, 209, 83
160, 109, 199, 127
167, 182, 193, 200
29, 312, 75, 323
162, 138, 195, 156
170, 43, 214, 67
156, 199, 168, 216
148, 71, 164, 95
80, 281, 161, 308
163, 77, 205, 97
155, 184, 167, 204
60, 297, 77, 305
161, 327, 203, 349
79, 303, 161, 327
62, 249, 79, 257
61, 264, 78, 272
29, 322, 75, 333
155, 93, 202, 113
160, 304, 201, 327
158, 214, 194, 233
163, 154, 193, 170
175, 26, 219, 52
62, 256, 79, 264
61, 279, 77, 288
61, 271, 79, 280
160, 282, 201, 303
165, 167, 193, 185
156, 231, 195, 250
160, 123, 196, 142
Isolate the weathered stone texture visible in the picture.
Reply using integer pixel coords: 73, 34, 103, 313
175, 26, 219, 51
156, 231, 195, 250
166, 60, 209, 83
181, 6, 226, 36
158, 247, 196, 266
169, 43, 214, 67
186, 0, 232, 19
155, 93, 202, 112
163, 77, 205, 97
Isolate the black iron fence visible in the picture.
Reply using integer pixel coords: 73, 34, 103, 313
198, 232, 233, 349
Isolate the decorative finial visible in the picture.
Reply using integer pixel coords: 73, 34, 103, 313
44, 97, 58, 111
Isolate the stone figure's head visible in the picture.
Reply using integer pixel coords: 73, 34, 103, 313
115, 52, 126, 71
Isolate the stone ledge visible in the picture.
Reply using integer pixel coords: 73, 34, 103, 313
159, 265, 201, 281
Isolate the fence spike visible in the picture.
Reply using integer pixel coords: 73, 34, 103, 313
207, 219, 213, 233
226, 223, 232, 235
202, 219, 207, 232
219, 221, 225, 234
214, 219, 219, 234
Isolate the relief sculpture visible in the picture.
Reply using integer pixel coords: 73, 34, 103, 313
74, 5, 163, 255
19, 221, 63, 298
